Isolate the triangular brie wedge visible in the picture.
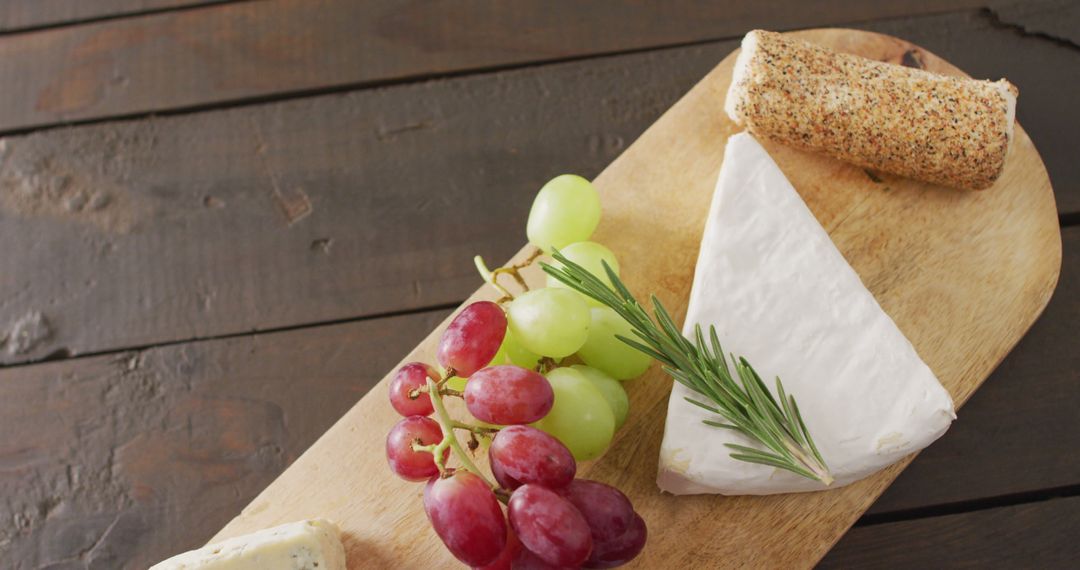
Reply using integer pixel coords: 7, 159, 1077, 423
657, 133, 955, 495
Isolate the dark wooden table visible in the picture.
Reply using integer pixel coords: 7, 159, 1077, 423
1, 1, 1077, 568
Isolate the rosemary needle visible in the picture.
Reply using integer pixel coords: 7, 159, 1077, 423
542, 250, 833, 485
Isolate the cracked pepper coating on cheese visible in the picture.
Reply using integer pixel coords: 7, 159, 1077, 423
725, 30, 1017, 191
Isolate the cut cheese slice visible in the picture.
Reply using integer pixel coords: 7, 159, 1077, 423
657, 132, 955, 495
150, 519, 346, 570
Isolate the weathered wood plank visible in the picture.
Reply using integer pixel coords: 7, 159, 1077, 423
2, 9, 1077, 366
0, 38, 731, 365
824, 496, 1080, 568
0, 0, 986, 133
0, 308, 450, 570
990, 0, 1080, 49
0, 1, 228, 33
866, 226, 1080, 513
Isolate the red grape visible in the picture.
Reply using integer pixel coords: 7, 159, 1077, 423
513, 545, 577, 569
465, 365, 554, 425
489, 452, 521, 491
423, 471, 507, 567
473, 529, 521, 570
385, 416, 446, 481
508, 484, 592, 567
388, 362, 437, 417
584, 513, 647, 569
561, 479, 636, 544
438, 301, 507, 377
489, 426, 575, 490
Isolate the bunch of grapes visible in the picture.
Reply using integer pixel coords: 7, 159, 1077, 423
385, 175, 649, 568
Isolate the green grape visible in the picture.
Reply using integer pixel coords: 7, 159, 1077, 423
571, 364, 629, 430
499, 327, 542, 369
577, 307, 652, 380
445, 376, 468, 392
544, 241, 620, 306
507, 289, 590, 358
465, 323, 540, 370
532, 367, 614, 461
488, 338, 509, 365
526, 175, 602, 253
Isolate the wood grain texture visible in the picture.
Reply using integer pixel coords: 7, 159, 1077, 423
869, 224, 1080, 514
0, 0, 986, 133
0, 37, 730, 365
990, 0, 1080, 49
824, 496, 1080, 568
3, 9, 1077, 367
0, 1, 227, 33
211, 29, 1061, 568
0, 309, 450, 570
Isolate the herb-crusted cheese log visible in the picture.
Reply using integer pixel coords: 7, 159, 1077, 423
725, 30, 1017, 191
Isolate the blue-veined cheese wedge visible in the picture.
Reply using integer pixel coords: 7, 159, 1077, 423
150, 519, 346, 570
657, 132, 956, 495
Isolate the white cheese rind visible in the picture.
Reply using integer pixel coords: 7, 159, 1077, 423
150, 519, 346, 570
657, 132, 955, 495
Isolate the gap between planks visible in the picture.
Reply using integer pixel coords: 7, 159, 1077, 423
0, 300, 467, 371
824, 494, 1080, 568
0, 0, 248, 36
856, 482, 1080, 527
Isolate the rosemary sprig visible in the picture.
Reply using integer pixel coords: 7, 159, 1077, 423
542, 250, 833, 485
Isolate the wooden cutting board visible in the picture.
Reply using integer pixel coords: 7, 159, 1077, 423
212, 28, 1060, 568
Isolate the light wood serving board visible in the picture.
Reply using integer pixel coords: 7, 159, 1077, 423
212, 29, 1061, 568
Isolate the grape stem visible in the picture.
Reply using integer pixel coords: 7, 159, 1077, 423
406, 368, 459, 400
430, 438, 451, 475
474, 256, 515, 301
409, 386, 462, 399
411, 441, 438, 454
474, 248, 542, 302
493, 248, 542, 291
426, 377, 499, 491
436, 367, 457, 389
451, 420, 500, 436
535, 356, 558, 374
